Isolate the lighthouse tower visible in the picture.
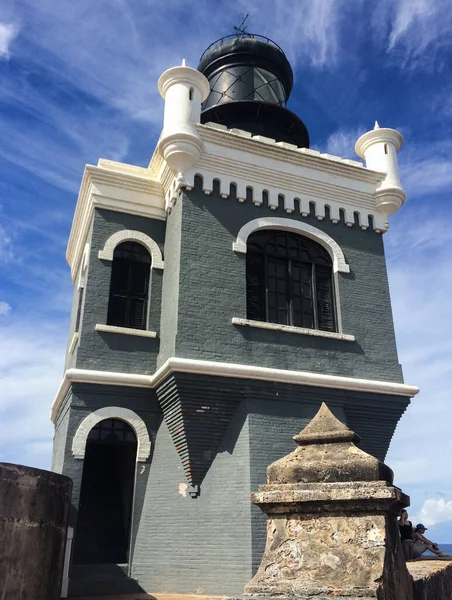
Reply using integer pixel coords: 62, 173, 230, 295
51, 33, 418, 597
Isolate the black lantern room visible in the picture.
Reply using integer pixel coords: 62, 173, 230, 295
197, 34, 309, 148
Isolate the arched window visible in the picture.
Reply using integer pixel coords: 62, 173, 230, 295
246, 230, 336, 332
107, 242, 151, 330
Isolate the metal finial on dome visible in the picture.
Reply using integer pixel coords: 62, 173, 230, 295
374, 120, 380, 129
233, 13, 249, 37
182, 58, 186, 67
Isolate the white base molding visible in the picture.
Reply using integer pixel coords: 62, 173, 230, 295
95, 324, 157, 338
232, 317, 355, 342
51, 357, 419, 423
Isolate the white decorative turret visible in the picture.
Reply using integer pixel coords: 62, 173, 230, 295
158, 60, 210, 185
355, 122, 406, 219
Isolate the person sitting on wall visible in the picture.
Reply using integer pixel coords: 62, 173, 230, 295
398, 509, 414, 560
412, 524, 449, 558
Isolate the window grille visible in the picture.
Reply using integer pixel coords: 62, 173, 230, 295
87, 419, 137, 444
107, 241, 151, 330
246, 230, 336, 331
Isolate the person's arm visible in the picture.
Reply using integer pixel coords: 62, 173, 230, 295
418, 533, 436, 546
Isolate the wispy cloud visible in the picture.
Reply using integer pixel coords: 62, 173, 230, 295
0, 320, 66, 468
0, 23, 18, 60
234, 0, 343, 68
324, 126, 366, 159
386, 209, 452, 511
0, 301, 11, 316
385, 0, 452, 69
0, 224, 13, 263
401, 153, 452, 198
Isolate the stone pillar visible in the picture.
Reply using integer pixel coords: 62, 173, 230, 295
0, 463, 72, 600
244, 403, 413, 600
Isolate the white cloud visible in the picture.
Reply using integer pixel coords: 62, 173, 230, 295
385, 209, 452, 511
414, 498, 452, 527
0, 321, 66, 469
325, 127, 366, 159
380, 0, 452, 69
236, 0, 341, 67
0, 301, 11, 316
0, 23, 18, 59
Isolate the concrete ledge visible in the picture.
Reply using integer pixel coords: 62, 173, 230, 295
407, 559, 452, 599
95, 324, 157, 338
232, 317, 355, 342
71, 594, 225, 600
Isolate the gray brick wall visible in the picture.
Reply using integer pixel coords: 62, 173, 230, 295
74, 208, 166, 374
171, 178, 403, 383
132, 400, 253, 595
53, 376, 409, 596
157, 196, 182, 367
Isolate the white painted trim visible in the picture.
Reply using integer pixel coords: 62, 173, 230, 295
95, 324, 157, 338
232, 217, 350, 274
98, 229, 164, 270
51, 359, 419, 423
51, 369, 151, 422
232, 317, 355, 341
67, 163, 166, 282
72, 406, 151, 461
68, 332, 79, 355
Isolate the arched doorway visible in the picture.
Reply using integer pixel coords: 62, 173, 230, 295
73, 419, 137, 564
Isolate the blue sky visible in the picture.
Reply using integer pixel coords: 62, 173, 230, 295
1, 0, 452, 538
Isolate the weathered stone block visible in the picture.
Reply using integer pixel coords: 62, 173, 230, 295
242, 403, 414, 600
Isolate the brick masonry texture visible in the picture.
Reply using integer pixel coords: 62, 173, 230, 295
157, 196, 182, 367
73, 208, 166, 374
172, 177, 403, 382
53, 375, 410, 596
54, 168, 410, 596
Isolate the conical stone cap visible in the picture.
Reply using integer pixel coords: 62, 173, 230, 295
267, 403, 394, 484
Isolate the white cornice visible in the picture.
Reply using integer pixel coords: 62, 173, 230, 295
147, 123, 391, 231
66, 161, 166, 282
197, 124, 383, 183
50, 358, 419, 423
67, 121, 402, 281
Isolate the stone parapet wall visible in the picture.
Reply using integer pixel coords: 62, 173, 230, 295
408, 560, 452, 600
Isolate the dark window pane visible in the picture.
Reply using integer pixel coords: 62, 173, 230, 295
316, 266, 335, 332
246, 253, 265, 321
129, 263, 149, 295
246, 230, 336, 332
128, 298, 146, 329
107, 295, 128, 327
111, 263, 129, 294
107, 242, 151, 329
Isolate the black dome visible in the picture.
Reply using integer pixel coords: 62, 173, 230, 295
197, 34, 309, 148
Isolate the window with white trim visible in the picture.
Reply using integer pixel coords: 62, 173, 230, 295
246, 230, 336, 332
107, 242, 151, 330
